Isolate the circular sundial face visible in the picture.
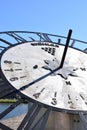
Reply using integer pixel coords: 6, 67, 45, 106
1, 41, 87, 112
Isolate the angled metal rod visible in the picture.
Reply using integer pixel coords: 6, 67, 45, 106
0, 98, 23, 119
7, 32, 27, 42
60, 29, 72, 68
24, 105, 42, 130
31, 109, 51, 130
0, 122, 13, 130
38, 109, 51, 130
17, 103, 38, 130
0, 38, 12, 46
79, 112, 87, 129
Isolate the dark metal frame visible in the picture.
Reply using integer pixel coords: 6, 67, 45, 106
0, 31, 87, 129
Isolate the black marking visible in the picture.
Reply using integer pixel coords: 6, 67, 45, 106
41, 47, 44, 50
69, 73, 78, 77
33, 65, 38, 69
15, 69, 22, 71
48, 48, 52, 53
4, 60, 12, 64
51, 98, 57, 105
80, 67, 86, 71
4, 68, 14, 72
73, 68, 78, 71
52, 52, 55, 55
41, 47, 56, 55
66, 81, 71, 85
14, 62, 21, 64
80, 94, 85, 100
51, 48, 55, 55
10, 77, 18, 81
68, 101, 72, 104
40, 88, 45, 92
54, 92, 57, 97
20, 76, 27, 79
44, 60, 49, 65
33, 93, 40, 99
33, 88, 45, 99
44, 47, 48, 51
31, 42, 59, 47
68, 94, 71, 100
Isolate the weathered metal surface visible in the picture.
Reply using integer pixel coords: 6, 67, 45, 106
0, 31, 87, 130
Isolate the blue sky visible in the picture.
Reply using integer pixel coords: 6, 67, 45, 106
0, 0, 87, 41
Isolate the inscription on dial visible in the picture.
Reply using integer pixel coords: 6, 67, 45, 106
33, 88, 45, 99
51, 92, 57, 105
41, 47, 56, 55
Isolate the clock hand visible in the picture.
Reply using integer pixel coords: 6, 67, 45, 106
59, 29, 72, 68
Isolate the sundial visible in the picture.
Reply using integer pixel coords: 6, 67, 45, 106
0, 30, 87, 130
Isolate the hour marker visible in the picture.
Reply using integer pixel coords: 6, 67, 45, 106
33, 93, 40, 99
73, 68, 78, 71
4, 60, 12, 64
54, 92, 57, 97
14, 62, 21, 64
51, 91, 57, 105
15, 69, 22, 71
10, 77, 18, 81
68, 94, 71, 100
80, 94, 85, 100
33, 65, 38, 69
51, 98, 57, 105
20, 76, 27, 79
66, 81, 71, 85
33, 88, 45, 99
68, 101, 72, 104
40, 88, 45, 92
80, 67, 86, 71
4, 68, 14, 72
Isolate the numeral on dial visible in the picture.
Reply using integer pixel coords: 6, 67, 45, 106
10, 77, 18, 81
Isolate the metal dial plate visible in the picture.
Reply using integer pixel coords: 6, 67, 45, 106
1, 41, 87, 112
